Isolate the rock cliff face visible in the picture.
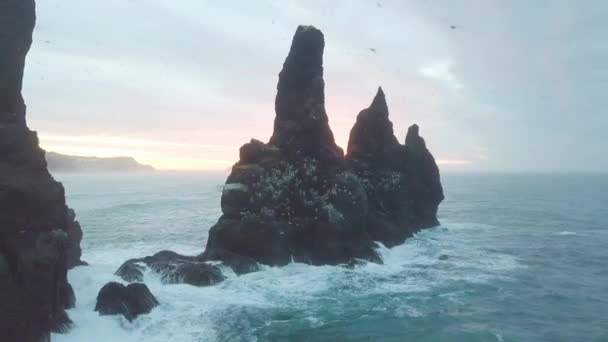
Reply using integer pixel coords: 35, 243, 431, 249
95, 282, 159, 322
346, 88, 444, 246
204, 26, 380, 267
46, 152, 155, 173
115, 25, 442, 287
0, 1, 83, 341
203, 26, 443, 266
269, 26, 343, 162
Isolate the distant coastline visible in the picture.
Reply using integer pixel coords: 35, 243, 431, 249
46, 151, 155, 173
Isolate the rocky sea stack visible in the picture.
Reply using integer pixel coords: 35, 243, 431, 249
116, 25, 443, 285
0, 1, 83, 341
95, 282, 159, 322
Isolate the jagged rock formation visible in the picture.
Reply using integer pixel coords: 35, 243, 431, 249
115, 25, 442, 287
203, 26, 381, 267
95, 282, 159, 322
0, 1, 83, 341
346, 88, 444, 246
115, 250, 227, 286
269, 26, 343, 162
202, 26, 443, 266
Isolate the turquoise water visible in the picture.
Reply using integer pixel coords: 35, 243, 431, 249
52, 172, 608, 342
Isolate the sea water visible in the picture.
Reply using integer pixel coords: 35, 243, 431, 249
51, 172, 608, 342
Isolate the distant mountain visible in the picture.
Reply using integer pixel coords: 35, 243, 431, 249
46, 151, 155, 172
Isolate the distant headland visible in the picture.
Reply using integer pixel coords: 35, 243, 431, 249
46, 151, 155, 172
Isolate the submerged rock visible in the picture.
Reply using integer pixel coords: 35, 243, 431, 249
95, 282, 159, 322
116, 250, 226, 287
1, 1, 83, 340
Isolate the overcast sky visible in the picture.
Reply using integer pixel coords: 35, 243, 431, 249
24, 0, 608, 171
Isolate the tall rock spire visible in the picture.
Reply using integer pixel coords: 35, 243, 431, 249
0, 0, 35, 127
1, 1, 83, 340
346, 86, 399, 161
404, 124, 444, 227
270, 25, 342, 161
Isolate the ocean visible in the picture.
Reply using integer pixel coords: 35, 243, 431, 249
51, 172, 608, 342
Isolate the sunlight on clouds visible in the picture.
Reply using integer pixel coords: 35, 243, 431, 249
137, 156, 234, 171
40, 144, 146, 158
436, 159, 472, 166
420, 60, 463, 89
39, 134, 476, 170
38, 134, 222, 149
39, 135, 236, 170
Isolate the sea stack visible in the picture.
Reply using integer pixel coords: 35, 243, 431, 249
346, 89, 444, 246
204, 25, 378, 266
270, 26, 343, 162
115, 25, 443, 286
0, 0, 83, 340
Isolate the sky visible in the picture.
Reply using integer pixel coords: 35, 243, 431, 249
23, 0, 608, 172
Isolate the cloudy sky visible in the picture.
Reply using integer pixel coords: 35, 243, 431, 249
24, 0, 608, 171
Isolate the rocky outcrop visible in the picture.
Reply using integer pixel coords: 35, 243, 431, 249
346, 89, 444, 246
46, 152, 155, 173
403, 124, 444, 227
95, 282, 159, 322
0, 1, 83, 341
269, 26, 343, 163
115, 250, 227, 287
203, 26, 380, 267
115, 25, 442, 287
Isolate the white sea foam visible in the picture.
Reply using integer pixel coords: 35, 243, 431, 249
557, 231, 578, 236
54, 220, 522, 342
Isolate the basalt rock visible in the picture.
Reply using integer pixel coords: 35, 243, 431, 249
204, 26, 381, 267
403, 124, 444, 228
95, 282, 159, 322
0, 1, 83, 341
269, 25, 343, 163
347, 87, 400, 165
205, 26, 443, 266
116, 25, 442, 285
345, 89, 444, 246
115, 250, 227, 287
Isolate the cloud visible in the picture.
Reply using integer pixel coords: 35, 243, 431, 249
436, 159, 472, 166
420, 60, 463, 89
23, 0, 608, 172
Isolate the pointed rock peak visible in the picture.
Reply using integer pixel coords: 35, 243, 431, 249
368, 86, 389, 116
407, 124, 419, 138
289, 25, 324, 60
274, 25, 325, 121
270, 25, 341, 160
346, 87, 399, 159
406, 124, 426, 148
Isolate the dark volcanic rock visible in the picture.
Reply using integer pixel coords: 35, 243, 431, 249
1, 1, 83, 341
203, 26, 384, 267
115, 25, 443, 284
95, 282, 159, 322
116, 250, 226, 287
204, 26, 443, 266
347, 87, 400, 163
346, 89, 444, 246
269, 25, 343, 162
403, 124, 444, 228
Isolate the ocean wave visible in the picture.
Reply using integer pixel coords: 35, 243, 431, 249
557, 231, 578, 236
54, 220, 523, 342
